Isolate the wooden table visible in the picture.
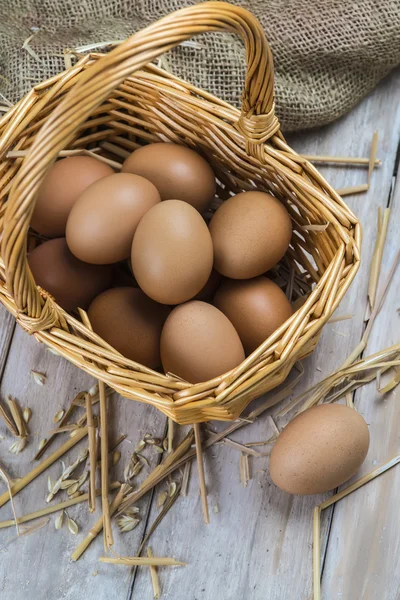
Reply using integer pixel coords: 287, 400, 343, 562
0, 68, 399, 600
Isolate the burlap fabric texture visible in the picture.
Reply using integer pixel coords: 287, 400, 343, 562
1, 0, 399, 132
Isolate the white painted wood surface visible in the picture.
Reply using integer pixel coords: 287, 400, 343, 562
0, 68, 399, 600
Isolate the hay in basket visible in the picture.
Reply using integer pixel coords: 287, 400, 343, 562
0, 2, 360, 424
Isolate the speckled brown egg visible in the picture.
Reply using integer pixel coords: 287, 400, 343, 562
209, 191, 292, 278
213, 277, 293, 355
88, 287, 170, 368
270, 404, 370, 495
121, 143, 216, 213
66, 173, 160, 264
28, 238, 112, 312
131, 200, 213, 305
31, 157, 114, 237
160, 301, 245, 383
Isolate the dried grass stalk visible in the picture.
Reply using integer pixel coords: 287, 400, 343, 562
99, 381, 113, 549
336, 184, 369, 196
302, 154, 380, 167
313, 506, 321, 600
0, 403, 19, 437
368, 207, 390, 310
137, 483, 181, 557
194, 423, 209, 524
327, 313, 353, 323
147, 547, 161, 599
99, 556, 185, 567
180, 461, 191, 497
0, 463, 20, 536
368, 131, 379, 183
86, 392, 97, 513
223, 438, 262, 457
0, 426, 88, 508
168, 418, 174, 453
6, 396, 27, 438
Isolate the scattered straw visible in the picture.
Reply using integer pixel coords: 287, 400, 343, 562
327, 314, 353, 324
368, 207, 390, 310
99, 556, 185, 567
168, 418, 174, 453
147, 547, 161, 599
194, 423, 209, 524
99, 381, 113, 549
223, 438, 262, 457
240, 454, 250, 487
302, 154, 380, 167
137, 483, 181, 558
0, 426, 88, 509
0, 402, 19, 438
0, 463, 20, 536
368, 131, 379, 184
7, 396, 27, 438
86, 393, 97, 513
336, 184, 369, 196
180, 461, 191, 497
313, 507, 321, 600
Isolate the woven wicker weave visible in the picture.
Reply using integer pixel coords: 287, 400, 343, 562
0, 2, 360, 424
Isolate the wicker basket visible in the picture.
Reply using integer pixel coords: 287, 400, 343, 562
0, 2, 360, 424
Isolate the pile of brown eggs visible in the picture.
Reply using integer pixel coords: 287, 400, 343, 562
29, 142, 294, 383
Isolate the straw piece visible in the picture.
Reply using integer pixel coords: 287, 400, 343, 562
0, 426, 88, 508
336, 184, 369, 196
0, 403, 19, 437
180, 461, 191, 497
345, 392, 355, 409
327, 313, 353, 323
194, 423, 209, 524
0, 482, 120, 529
223, 438, 262, 457
99, 380, 113, 549
0, 463, 20, 536
302, 154, 380, 166
378, 367, 400, 395
368, 207, 390, 310
368, 131, 379, 184
86, 392, 97, 513
147, 547, 161, 599
313, 506, 321, 600
99, 556, 185, 567
7, 396, 27, 438
167, 418, 174, 453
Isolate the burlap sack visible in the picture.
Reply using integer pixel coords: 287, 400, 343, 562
1, 1, 399, 132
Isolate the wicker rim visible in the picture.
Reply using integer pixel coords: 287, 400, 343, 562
0, 2, 361, 424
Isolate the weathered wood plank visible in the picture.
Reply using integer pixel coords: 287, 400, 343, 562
0, 323, 166, 600
131, 69, 400, 600
321, 150, 400, 599
0, 303, 15, 378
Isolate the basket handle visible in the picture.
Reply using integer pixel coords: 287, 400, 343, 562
3, 1, 279, 321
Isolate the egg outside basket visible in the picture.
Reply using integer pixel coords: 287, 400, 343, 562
0, 2, 360, 425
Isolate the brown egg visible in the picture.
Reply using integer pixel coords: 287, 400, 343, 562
88, 287, 170, 368
192, 269, 221, 301
66, 173, 160, 264
131, 200, 213, 305
31, 157, 114, 237
121, 143, 216, 213
214, 277, 293, 355
270, 404, 370, 495
160, 301, 245, 383
28, 238, 112, 312
209, 191, 292, 278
